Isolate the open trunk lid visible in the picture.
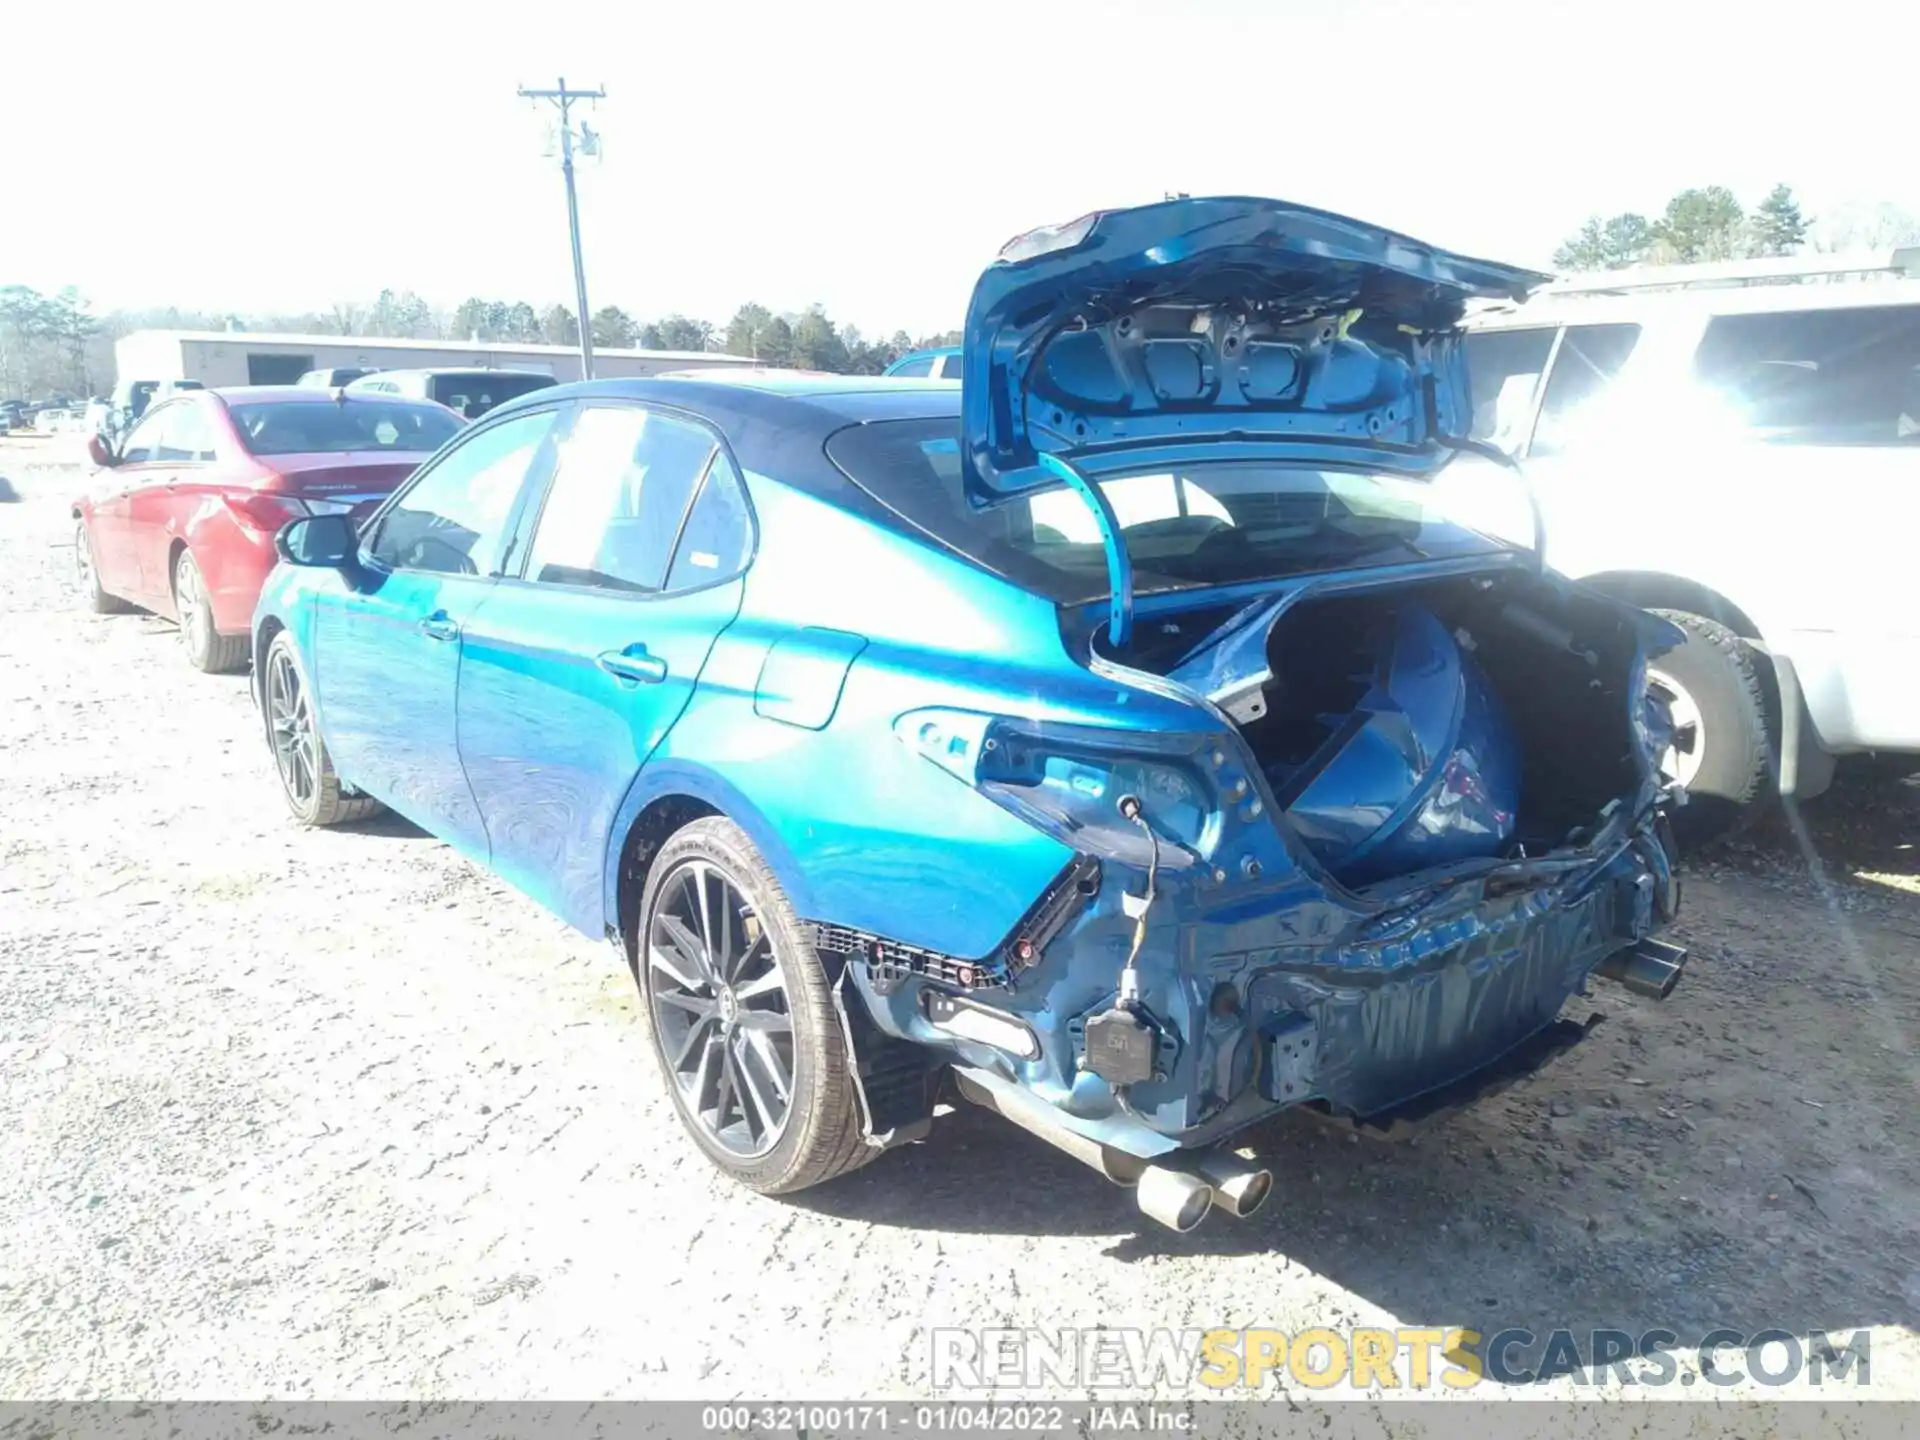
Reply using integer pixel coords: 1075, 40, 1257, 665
958, 196, 1550, 644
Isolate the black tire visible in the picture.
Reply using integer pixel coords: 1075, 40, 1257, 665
636, 816, 873, 1195
75, 517, 134, 614
174, 548, 248, 674
262, 631, 383, 827
1648, 608, 1774, 848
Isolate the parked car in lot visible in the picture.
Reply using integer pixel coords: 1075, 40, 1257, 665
297, 367, 381, 389
74, 387, 463, 672
345, 367, 557, 420
99, 378, 207, 443
251, 197, 1684, 1230
883, 346, 961, 379
33, 405, 85, 433
1457, 253, 1920, 844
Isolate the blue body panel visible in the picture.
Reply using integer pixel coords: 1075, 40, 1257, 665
312, 567, 494, 858
455, 572, 745, 933
250, 197, 1677, 1165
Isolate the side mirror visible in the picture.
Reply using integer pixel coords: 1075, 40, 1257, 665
86, 433, 118, 468
275, 513, 359, 568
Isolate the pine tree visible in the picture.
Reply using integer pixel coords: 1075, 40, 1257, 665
1750, 183, 1809, 257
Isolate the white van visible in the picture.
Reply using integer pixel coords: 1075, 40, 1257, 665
1456, 250, 1920, 843
345, 367, 556, 421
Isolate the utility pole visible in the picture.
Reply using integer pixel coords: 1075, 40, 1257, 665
518, 78, 605, 379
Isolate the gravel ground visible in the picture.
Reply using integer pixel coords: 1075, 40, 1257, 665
3, 435, 1918, 1403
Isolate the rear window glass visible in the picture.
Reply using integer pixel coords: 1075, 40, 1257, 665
429, 373, 556, 419
826, 420, 1506, 605
227, 400, 463, 456
1694, 305, 1920, 446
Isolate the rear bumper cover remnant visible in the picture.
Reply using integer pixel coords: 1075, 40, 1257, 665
842, 808, 1680, 1162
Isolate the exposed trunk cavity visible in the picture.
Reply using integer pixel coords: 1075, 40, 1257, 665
1100, 571, 1655, 888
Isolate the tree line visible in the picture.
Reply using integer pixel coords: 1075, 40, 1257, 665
0, 282, 962, 402
8, 184, 1917, 400
1553, 183, 1920, 271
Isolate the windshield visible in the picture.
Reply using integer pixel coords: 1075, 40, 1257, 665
227, 400, 463, 456
427, 373, 555, 419
826, 418, 1511, 605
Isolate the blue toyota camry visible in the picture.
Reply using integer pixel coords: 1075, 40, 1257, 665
252, 196, 1686, 1231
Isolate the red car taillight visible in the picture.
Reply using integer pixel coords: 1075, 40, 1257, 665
224, 493, 309, 534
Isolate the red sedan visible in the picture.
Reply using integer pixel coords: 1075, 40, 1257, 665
73, 387, 465, 671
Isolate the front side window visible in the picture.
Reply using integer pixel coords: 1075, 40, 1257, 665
889, 357, 935, 378
156, 403, 216, 462
1462, 328, 1555, 450
227, 400, 463, 456
1694, 305, 1920, 446
117, 405, 171, 464
366, 409, 557, 576
523, 405, 718, 593
1530, 323, 1643, 456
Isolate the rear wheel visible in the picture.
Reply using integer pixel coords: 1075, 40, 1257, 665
637, 816, 872, 1195
1647, 608, 1774, 848
75, 518, 133, 614
174, 549, 248, 674
263, 631, 382, 827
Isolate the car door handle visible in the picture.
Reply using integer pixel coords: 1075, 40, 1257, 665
597, 644, 668, 685
419, 612, 460, 642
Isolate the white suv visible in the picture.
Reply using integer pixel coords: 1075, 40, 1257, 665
1455, 253, 1920, 845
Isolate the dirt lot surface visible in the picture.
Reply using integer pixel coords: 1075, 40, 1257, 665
3, 434, 1918, 1404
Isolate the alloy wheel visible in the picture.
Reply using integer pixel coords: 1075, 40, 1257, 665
1647, 667, 1704, 790
74, 521, 95, 596
175, 553, 208, 664
266, 646, 318, 809
646, 860, 795, 1158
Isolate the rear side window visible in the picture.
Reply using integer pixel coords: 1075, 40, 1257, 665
1463, 328, 1554, 450
1530, 323, 1643, 456
666, 451, 752, 590
1694, 306, 1920, 446
523, 405, 718, 593
890, 357, 935, 377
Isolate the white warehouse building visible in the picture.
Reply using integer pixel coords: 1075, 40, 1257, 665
112, 330, 761, 389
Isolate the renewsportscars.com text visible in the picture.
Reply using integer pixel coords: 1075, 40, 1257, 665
930, 1326, 1872, 1390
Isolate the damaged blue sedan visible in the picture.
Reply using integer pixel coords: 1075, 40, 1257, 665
253, 196, 1686, 1231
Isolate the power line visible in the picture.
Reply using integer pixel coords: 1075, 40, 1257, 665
518, 78, 606, 379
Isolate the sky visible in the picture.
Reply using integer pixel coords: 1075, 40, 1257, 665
4, 0, 1915, 338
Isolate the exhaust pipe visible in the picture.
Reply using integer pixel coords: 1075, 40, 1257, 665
952, 1067, 1237, 1232
1595, 938, 1688, 999
1135, 1166, 1215, 1232
1185, 1150, 1274, 1219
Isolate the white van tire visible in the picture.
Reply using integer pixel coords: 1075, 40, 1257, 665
1647, 609, 1774, 848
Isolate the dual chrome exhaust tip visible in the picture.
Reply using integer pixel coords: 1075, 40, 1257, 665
1136, 1151, 1276, 1231
951, 1069, 1272, 1233
1594, 937, 1689, 1000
